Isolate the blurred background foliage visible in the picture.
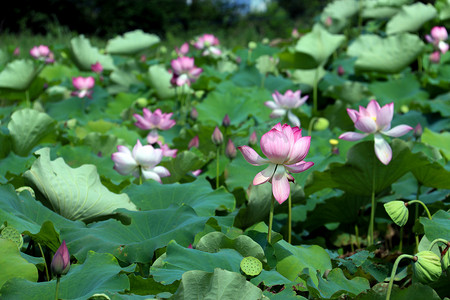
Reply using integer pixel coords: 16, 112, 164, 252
0, 0, 329, 48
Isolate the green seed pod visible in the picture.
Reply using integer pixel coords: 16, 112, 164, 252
240, 256, 262, 277
441, 248, 449, 270
313, 118, 330, 131
248, 41, 257, 50
135, 97, 148, 108
413, 251, 442, 283
384, 201, 408, 227
0, 226, 23, 249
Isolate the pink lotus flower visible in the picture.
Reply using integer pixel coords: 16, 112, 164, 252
238, 123, 314, 204
212, 126, 224, 146
226, 139, 237, 159
13, 47, 20, 56
175, 42, 189, 56
51, 241, 70, 277
429, 51, 440, 63
91, 62, 103, 74
193, 34, 221, 56
188, 136, 199, 149
29, 45, 54, 63
133, 108, 176, 144
170, 56, 203, 86
425, 26, 449, 54
111, 140, 170, 182
265, 90, 308, 127
339, 100, 413, 165
71, 76, 95, 98
154, 140, 177, 158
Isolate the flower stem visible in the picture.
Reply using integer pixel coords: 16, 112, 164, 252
307, 117, 317, 137
355, 224, 360, 249
368, 158, 376, 246
386, 254, 415, 300
407, 200, 432, 220
288, 192, 292, 244
216, 146, 220, 189
313, 68, 319, 116
268, 195, 275, 244
37, 242, 49, 281
54, 276, 61, 300
399, 227, 403, 253
25, 90, 31, 108
428, 238, 449, 252
414, 183, 421, 252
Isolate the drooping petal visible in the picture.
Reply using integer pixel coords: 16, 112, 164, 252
269, 109, 286, 118
253, 163, 276, 185
377, 102, 394, 130
355, 116, 377, 133
111, 152, 137, 175
152, 166, 171, 178
238, 146, 269, 166
141, 169, 162, 183
287, 110, 300, 127
285, 161, 314, 173
374, 134, 392, 165
382, 125, 413, 137
261, 129, 290, 164
339, 131, 367, 141
271, 166, 290, 204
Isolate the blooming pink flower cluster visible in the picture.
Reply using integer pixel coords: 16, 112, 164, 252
265, 90, 308, 127
425, 26, 449, 63
30, 45, 54, 63
170, 56, 203, 87
193, 34, 221, 56
239, 123, 314, 204
339, 100, 413, 165
71, 76, 95, 98
134, 108, 176, 144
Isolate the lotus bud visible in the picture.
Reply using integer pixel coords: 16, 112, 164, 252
13, 47, 20, 56
329, 139, 339, 155
188, 136, 199, 149
429, 51, 440, 64
248, 41, 257, 50
325, 16, 333, 27
441, 245, 450, 270
400, 105, 409, 113
225, 139, 237, 159
291, 28, 300, 39
313, 118, 329, 131
337, 65, 345, 76
222, 114, 230, 127
190, 107, 198, 120
212, 127, 223, 146
249, 131, 257, 146
413, 251, 442, 283
384, 201, 409, 227
413, 123, 422, 138
51, 240, 70, 277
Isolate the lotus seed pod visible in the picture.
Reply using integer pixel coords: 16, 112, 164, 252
248, 41, 257, 50
413, 251, 442, 283
313, 118, 329, 131
240, 256, 262, 277
135, 97, 148, 108
384, 201, 408, 227
441, 248, 450, 270
0, 226, 23, 249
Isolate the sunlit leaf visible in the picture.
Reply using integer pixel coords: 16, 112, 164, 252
106, 30, 160, 55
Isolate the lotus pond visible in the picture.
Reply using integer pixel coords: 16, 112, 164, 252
0, 0, 449, 299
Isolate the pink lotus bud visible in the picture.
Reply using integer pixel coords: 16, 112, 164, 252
225, 139, 237, 159
190, 107, 198, 120
222, 114, 230, 127
13, 47, 20, 56
191, 169, 202, 176
325, 16, 333, 27
291, 28, 300, 39
212, 126, 223, 146
414, 123, 423, 138
430, 51, 440, 63
91, 62, 103, 74
337, 65, 345, 76
188, 136, 199, 149
249, 131, 257, 146
51, 241, 70, 277
140, 55, 146, 62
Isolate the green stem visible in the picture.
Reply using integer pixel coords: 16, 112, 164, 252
355, 224, 360, 249
407, 200, 432, 220
268, 195, 275, 244
216, 146, 220, 189
308, 117, 317, 137
386, 254, 415, 300
399, 227, 403, 253
414, 183, 421, 252
313, 68, 319, 116
25, 90, 30, 108
368, 158, 376, 246
37, 243, 49, 281
55, 276, 61, 300
288, 192, 292, 244
428, 238, 449, 252
417, 56, 423, 74
261, 74, 266, 88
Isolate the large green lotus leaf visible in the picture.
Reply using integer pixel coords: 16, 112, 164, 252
0, 239, 38, 289
128, 274, 178, 296
106, 30, 160, 55
412, 161, 450, 189
123, 178, 235, 216
225, 154, 265, 192
263, 288, 307, 300
0, 184, 84, 236
150, 241, 243, 284
196, 81, 271, 126
110, 69, 141, 88
0, 152, 35, 183
347, 33, 424, 73
173, 268, 263, 300
148, 65, 178, 99
362, 4, 399, 19
274, 240, 332, 286
39, 64, 79, 82
24, 148, 137, 222
0, 59, 38, 91
355, 282, 441, 300
324, 80, 371, 103
159, 150, 207, 184
295, 24, 345, 65
291, 67, 326, 87
7, 109, 56, 156
386, 3, 437, 35
421, 128, 450, 160
301, 268, 370, 299
0, 251, 129, 300
70, 35, 116, 71
277, 51, 318, 70
61, 206, 207, 263
196, 232, 266, 263
321, 0, 359, 33
420, 210, 450, 242
305, 140, 428, 196
437, 0, 450, 20
427, 92, 450, 117
233, 183, 273, 229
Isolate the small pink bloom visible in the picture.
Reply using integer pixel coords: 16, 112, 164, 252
222, 114, 231, 127
175, 42, 190, 56
325, 16, 333, 27
291, 28, 300, 39
91, 62, 103, 74
414, 123, 422, 138
226, 139, 237, 159
337, 65, 345, 76
13, 47, 20, 56
238, 123, 314, 204
170, 56, 202, 86
429, 51, 441, 63
51, 241, 70, 277
425, 26, 449, 54
193, 33, 221, 56
212, 126, 224, 146
190, 107, 198, 120
30, 45, 54, 63
249, 131, 258, 146
111, 140, 170, 182
71, 76, 95, 98
188, 136, 199, 149
133, 108, 176, 143
265, 90, 308, 127
339, 100, 413, 165
191, 169, 202, 177
155, 140, 177, 158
